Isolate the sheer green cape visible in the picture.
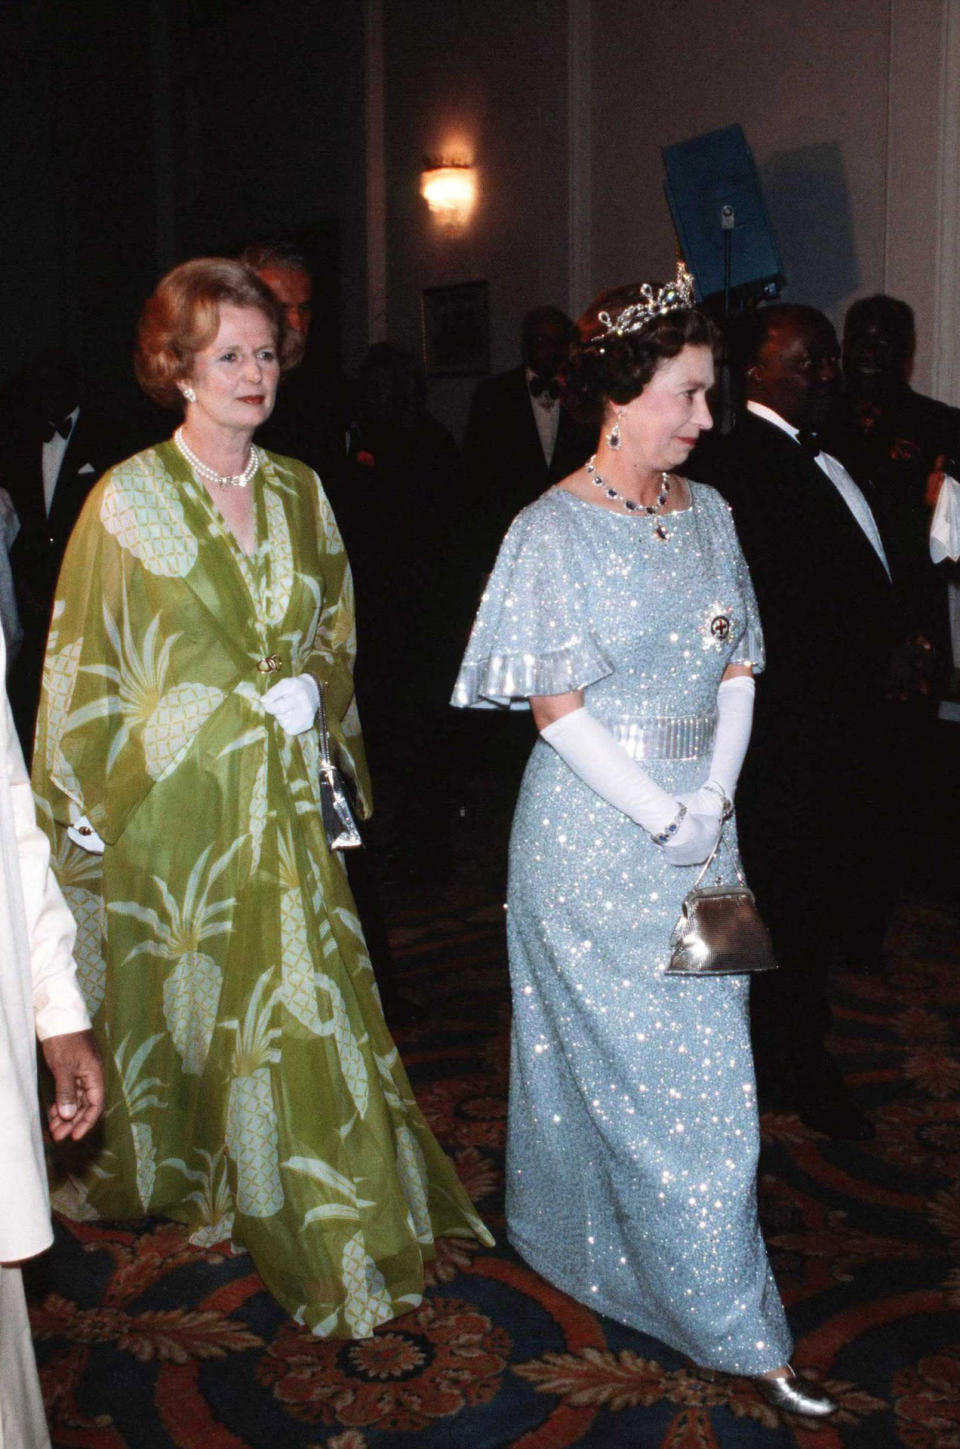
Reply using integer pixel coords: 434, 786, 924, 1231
32, 442, 491, 1338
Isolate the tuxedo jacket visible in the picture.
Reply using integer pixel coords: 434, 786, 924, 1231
687, 412, 898, 786
463, 366, 594, 561
826, 385, 960, 659
1, 406, 126, 624
0, 404, 130, 753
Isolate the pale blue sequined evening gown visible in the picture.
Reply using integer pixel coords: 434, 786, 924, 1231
452, 482, 792, 1373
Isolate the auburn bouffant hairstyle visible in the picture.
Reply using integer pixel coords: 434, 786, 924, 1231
563, 283, 718, 429
134, 257, 300, 410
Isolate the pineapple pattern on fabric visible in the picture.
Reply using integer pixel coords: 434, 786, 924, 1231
114, 1030, 166, 1209
33, 441, 492, 1338
224, 971, 283, 1217
99, 454, 198, 576
110, 842, 240, 1076
37, 797, 108, 1013
394, 1125, 433, 1245
41, 638, 82, 775
278, 824, 324, 1035
262, 489, 295, 625
341, 1232, 395, 1339
314, 971, 369, 1121
144, 681, 226, 781
167, 1148, 234, 1248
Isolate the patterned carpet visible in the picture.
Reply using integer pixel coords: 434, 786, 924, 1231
24, 811, 960, 1448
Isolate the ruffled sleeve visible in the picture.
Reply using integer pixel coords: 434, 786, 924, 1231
451, 495, 613, 709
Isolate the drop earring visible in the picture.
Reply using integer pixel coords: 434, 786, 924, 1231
182, 385, 197, 403
607, 409, 623, 449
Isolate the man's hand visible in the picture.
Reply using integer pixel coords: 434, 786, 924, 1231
42, 1030, 105, 1141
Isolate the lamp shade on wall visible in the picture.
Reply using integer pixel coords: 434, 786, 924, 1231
420, 164, 476, 230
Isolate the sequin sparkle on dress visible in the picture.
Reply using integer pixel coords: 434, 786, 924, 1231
452, 482, 792, 1373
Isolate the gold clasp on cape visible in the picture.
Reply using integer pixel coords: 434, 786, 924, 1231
256, 653, 282, 674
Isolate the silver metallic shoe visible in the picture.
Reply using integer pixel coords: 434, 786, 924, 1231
752, 1366, 837, 1417
692, 1363, 837, 1419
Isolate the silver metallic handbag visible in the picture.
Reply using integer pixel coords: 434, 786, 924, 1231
317, 685, 362, 851
666, 824, 777, 977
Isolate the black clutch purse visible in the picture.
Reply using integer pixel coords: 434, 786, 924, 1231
317, 685, 362, 851
666, 823, 777, 977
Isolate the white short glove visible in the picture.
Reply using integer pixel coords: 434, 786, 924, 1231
67, 815, 106, 855
262, 674, 320, 736
540, 706, 680, 839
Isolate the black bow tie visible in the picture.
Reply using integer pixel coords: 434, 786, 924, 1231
42, 416, 73, 443
529, 375, 561, 400
795, 429, 822, 455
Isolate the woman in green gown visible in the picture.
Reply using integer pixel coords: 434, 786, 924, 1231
32, 257, 491, 1338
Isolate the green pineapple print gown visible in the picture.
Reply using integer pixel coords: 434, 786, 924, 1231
32, 441, 492, 1337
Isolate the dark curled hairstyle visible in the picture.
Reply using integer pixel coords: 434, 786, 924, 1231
564, 283, 718, 428
134, 256, 300, 410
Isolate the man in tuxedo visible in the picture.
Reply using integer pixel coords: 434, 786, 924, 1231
688, 305, 897, 1138
458, 308, 595, 810
827, 293, 958, 669
463, 305, 594, 568
0, 348, 124, 756
241, 241, 345, 485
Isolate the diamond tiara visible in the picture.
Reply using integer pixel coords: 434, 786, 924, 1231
590, 260, 696, 340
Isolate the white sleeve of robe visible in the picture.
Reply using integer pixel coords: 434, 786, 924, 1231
0, 631, 90, 1262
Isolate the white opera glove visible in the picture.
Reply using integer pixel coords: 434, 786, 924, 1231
666, 675, 755, 865
262, 673, 321, 736
540, 706, 682, 840
661, 810, 721, 867
705, 674, 754, 803
67, 815, 106, 855
678, 784, 728, 821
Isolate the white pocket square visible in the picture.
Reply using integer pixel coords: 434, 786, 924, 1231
77, 463, 96, 474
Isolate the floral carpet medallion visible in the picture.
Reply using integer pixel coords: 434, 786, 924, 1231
892, 1349, 960, 1448
25, 891, 960, 1446
258, 1298, 511, 1432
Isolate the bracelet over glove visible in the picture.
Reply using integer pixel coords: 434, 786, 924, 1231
540, 706, 716, 864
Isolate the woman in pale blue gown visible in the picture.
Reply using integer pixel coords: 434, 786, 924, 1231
453, 267, 836, 1418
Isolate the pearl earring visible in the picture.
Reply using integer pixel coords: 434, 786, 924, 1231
607, 409, 623, 449
182, 385, 197, 404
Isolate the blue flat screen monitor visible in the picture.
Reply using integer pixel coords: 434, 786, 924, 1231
663, 124, 785, 302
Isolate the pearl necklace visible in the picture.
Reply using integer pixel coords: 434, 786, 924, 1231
174, 427, 260, 488
585, 455, 672, 539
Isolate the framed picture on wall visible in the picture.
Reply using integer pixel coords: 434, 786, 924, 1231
421, 280, 490, 376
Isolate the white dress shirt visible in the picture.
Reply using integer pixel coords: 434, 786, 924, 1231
41, 406, 79, 516
746, 400, 890, 577
525, 367, 561, 467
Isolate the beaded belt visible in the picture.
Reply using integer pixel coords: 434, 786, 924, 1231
610, 712, 716, 761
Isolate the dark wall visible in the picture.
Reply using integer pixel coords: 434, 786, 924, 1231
0, 0, 365, 425
0, 2, 157, 415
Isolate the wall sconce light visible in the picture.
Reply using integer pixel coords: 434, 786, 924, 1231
420, 161, 476, 231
